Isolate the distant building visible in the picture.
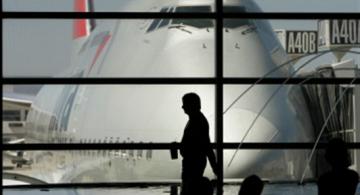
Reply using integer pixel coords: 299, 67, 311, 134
3, 87, 35, 142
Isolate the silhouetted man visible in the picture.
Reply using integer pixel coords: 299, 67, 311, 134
180, 93, 217, 195
317, 138, 359, 195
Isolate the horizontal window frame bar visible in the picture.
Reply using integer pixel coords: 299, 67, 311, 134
3, 12, 360, 19
4, 143, 360, 150
3, 78, 359, 85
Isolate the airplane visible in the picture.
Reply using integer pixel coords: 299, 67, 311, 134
4, 0, 316, 185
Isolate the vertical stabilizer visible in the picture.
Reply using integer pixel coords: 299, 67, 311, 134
73, 0, 95, 39
69, 0, 96, 77
68, 0, 96, 77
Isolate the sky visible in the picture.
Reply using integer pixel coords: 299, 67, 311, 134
3, 0, 360, 78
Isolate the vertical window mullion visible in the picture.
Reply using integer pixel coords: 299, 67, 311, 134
215, 0, 224, 194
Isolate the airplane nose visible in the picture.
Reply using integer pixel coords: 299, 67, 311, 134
224, 108, 280, 143
153, 29, 215, 77
224, 25, 285, 77
223, 108, 281, 178
154, 26, 281, 78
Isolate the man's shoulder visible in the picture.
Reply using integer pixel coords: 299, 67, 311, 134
347, 169, 359, 179
319, 169, 359, 182
200, 113, 209, 126
191, 113, 208, 123
198, 112, 207, 120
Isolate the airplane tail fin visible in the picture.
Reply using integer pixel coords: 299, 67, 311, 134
73, 0, 96, 40
68, 0, 96, 77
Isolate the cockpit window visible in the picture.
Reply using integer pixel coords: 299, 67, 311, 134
175, 6, 211, 13
146, 7, 169, 33
171, 19, 214, 28
224, 19, 251, 28
171, 6, 213, 28
223, 6, 250, 29
223, 6, 246, 13
157, 7, 174, 29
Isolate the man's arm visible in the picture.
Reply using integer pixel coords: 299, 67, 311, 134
205, 130, 217, 176
207, 145, 218, 176
202, 114, 217, 176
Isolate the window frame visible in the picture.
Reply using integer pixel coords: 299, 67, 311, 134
2, 2, 360, 194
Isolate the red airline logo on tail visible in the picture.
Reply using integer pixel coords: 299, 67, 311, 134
73, 0, 89, 39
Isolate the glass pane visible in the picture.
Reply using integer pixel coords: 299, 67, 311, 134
3, 150, 183, 183
3, 19, 215, 77
224, 148, 359, 182
223, 0, 359, 13
224, 84, 358, 143
224, 19, 360, 77
5, 184, 360, 195
225, 183, 318, 195
5, 0, 357, 13
3, 149, 214, 183
3, 85, 215, 143
3, 0, 215, 12
259, 0, 359, 13
3, 188, 174, 195
3, 0, 73, 12
6, 184, 358, 195
3, 20, 72, 77
4, 148, 359, 192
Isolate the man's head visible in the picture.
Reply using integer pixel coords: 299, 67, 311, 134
182, 93, 201, 115
325, 137, 351, 169
238, 175, 264, 195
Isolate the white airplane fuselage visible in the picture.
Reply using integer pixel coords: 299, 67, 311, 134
22, 0, 315, 183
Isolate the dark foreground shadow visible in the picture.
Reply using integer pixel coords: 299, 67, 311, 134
317, 138, 359, 195
238, 174, 264, 195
